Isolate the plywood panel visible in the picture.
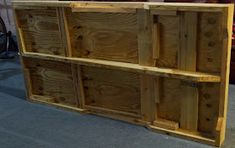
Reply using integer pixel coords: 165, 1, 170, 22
16, 8, 65, 55
24, 58, 78, 107
82, 66, 141, 115
66, 9, 138, 63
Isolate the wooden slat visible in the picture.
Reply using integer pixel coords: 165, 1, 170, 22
77, 65, 85, 109
137, 9, 156, 122
179, 12, 199, 131
72, 7, 136, 13
151, 10, 177, 16
148, 125, 216, 146
21, 52, 221, 83
71, 64, 80, 108
216, 5, 234, 146
30, 95, 87, 113
13, 1, 232, 12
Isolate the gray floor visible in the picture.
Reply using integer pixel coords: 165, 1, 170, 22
0, 57, 234, 148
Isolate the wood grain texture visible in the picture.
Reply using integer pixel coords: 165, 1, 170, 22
66, 8, 138, 63
16, 8, 65, 56
198, 83, 220, 134
13, 2, 234, 146
157, 78, 181, 122
179, 12, 198, 131
155, 15, 179, 68
197, 12, 222, 74
24, 57, 78, 107
82, 66, 141, 115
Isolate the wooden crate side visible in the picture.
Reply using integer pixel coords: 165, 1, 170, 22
23, 57, 79, 107
15, 8, 66, 56
198, 83, 220, 135
12, 2, 234, 146
65, 8, 138, 63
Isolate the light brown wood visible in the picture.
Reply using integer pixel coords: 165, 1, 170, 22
13, 2, 234, 146
22, 52, 221, 83
179, 12, 198, 131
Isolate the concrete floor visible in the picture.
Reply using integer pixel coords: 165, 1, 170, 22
0, 57, 234, 148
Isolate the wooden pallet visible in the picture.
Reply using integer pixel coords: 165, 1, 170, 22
13, 1, 234, 146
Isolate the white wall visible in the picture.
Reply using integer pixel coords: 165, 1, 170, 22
0, 0, 16, 34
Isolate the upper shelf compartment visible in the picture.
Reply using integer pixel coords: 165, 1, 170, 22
13, 1, 233, 77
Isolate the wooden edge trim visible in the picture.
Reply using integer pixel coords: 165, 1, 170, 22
72, 7, 136, 13
21, 52, 221, 83
12, 1, 232, 12
153, 118, 179, 130
85, 105, 141, 118
30, 95, 87, 113
148, 125, 216, 146
215, 117, 225, 147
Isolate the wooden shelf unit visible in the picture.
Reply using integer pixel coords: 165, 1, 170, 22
13, 1, 233, 147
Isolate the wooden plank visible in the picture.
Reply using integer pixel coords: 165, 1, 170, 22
71, 64, 80, 108
216, 6, 234, 146
13, 1, 232, 12
21, 52, 221, 83
72, 7, 136, 13
30, 95, 87, 113
137, 9, 156, 122
151, 10, 177, 16
138, 9, 153, 66
179, 12, 198, 131
77, 65, 85, 109
85, 105, 141, 118
148, 125, 216, 146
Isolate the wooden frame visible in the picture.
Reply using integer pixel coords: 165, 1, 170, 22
13, 1, 234, 146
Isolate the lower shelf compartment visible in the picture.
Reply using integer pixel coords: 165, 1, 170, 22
22, 56, 223, 146
29, 94, 218, 147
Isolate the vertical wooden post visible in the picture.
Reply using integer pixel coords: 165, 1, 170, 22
137, 9, 156, 122
77, 65, 86, 109
216, 6, 234, 146
179, 12, 199, 131
56, 7, 72, 57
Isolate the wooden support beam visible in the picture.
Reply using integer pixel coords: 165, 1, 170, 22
216, 6, 234, 146
137, 9, 156, 122
77, 65, 86, 109
21, 52, 221, 83
179, 12, 199, 131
